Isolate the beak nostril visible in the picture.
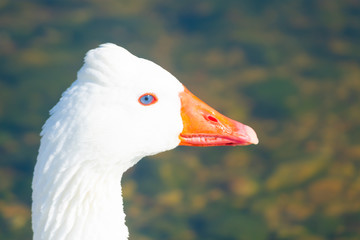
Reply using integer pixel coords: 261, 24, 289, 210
206, 115, 218, 123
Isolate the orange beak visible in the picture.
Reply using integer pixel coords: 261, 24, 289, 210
179, 87, 259, 146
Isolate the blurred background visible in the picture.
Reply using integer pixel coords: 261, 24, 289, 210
1, 0, 360, 239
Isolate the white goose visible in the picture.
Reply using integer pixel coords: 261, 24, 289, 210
32, 43, 258, 240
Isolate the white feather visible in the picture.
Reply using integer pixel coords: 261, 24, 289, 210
32, 43, 184, 240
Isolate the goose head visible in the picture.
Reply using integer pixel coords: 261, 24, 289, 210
64, 43, 258, 169
33, 43, 258, 240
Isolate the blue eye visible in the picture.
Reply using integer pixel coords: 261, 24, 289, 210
139, 93, 157, 106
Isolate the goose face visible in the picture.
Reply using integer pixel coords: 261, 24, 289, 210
74, 44, 257, 168
75, 45, 184, 165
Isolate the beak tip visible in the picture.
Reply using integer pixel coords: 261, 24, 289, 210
244, 125, 259, 145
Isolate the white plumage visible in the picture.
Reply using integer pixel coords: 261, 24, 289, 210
32, 43, 258, 240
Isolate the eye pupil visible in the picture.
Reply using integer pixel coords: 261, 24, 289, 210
139, 93, 157, 105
